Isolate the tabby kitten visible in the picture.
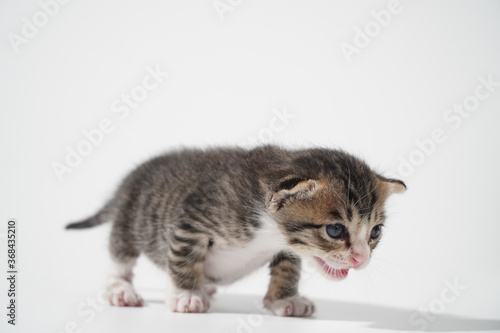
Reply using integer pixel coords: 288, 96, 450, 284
66, 145, 405, 317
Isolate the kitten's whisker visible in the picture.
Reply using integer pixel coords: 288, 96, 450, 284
331, 186, 347, 208
354, 186, 377, 208
347, 165, 351, 206
369, 262, 396, 289
371, 257, 416, 274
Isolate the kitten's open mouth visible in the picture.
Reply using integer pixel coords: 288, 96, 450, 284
313, 256, 349, 280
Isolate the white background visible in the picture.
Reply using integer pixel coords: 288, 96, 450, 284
1, 0, 500, 332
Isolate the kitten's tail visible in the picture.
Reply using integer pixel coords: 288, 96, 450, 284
65, 199, 116, 230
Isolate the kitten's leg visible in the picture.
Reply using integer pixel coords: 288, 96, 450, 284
107, 222, 143, 307
107, 256, 143, 307
264, 251, 315, 317
166, 231, 211, 313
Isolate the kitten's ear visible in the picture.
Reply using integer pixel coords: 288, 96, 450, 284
377, 175, 407, 195
267, 178, 320, 213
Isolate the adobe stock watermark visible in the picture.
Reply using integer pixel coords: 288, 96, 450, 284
55, 289, 108, 333
235, 300, 266, 333
397, 73, 499, 178
213, 0, 244, 21
240, 107, 296, 146
7, 0, 73, 54
51, 65, 169, 182
339, 0, 405, 63
408, 277, 467, 331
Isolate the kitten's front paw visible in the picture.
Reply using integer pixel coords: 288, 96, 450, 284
107, 279, 144, 307
170, 289, 210, 313
264, 296, 315, 317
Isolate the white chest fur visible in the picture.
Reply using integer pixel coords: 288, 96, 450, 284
204, 213, 288, 285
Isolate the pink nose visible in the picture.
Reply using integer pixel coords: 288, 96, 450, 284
351, 253, 367, 268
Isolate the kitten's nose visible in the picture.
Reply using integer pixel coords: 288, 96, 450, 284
350, 240, 369, 269
351, 252, 367, 269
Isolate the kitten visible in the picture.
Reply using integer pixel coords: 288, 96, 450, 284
66, 145, 405, 317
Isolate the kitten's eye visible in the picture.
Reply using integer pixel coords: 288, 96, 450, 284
326, 224, 345, 239
370, 225, 382, 239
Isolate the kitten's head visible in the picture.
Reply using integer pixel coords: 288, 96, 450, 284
266, 149, 405, 280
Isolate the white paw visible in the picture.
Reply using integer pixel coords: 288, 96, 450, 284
107, 278, 143, 307
264, 296, 315, 317
170, 289, 210, 313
